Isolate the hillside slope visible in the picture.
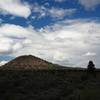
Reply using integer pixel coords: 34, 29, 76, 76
1, 55, 66, 70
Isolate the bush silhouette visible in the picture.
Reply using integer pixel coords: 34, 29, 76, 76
87, 61, 96, 77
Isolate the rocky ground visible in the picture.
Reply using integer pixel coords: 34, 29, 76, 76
0, 69, 100, 100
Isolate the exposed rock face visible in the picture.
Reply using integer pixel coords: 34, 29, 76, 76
2, 55, 54, 70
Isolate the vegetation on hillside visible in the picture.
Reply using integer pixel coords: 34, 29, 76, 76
0, 70, 100, 100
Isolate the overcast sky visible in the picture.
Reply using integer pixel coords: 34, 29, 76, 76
0, 0, 100, 67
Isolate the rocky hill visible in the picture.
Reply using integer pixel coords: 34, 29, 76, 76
1, 55, 65, 70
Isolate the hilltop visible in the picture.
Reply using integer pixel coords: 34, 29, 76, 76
1, 55, 66, 70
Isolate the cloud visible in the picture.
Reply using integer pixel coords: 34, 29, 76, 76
0, 19, 100, 67
84, 52, 96, 56
0, 23, 42, 54
15, 19, 100, 67
31, 3, 76, 19
0, 60, 8, 66
0, 0, 31, 18
0, 24, 32, 38
41, 19, 100, 67
78, 0, 100, 10
48, 7, 76, 19
55, 0, 100, 10
0, 37, 13, 54
55, 0, 66, 2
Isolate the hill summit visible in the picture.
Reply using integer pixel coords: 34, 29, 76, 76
2, 55, 57, 70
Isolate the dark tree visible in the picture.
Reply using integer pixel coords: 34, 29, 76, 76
87, 61, 96, 77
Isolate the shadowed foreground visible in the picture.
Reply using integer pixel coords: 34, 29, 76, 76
0, 69, 100, 100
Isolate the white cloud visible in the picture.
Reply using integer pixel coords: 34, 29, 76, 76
0, 24, 32, 38
15, 19, 100, 67
53, 51, 67, 61
41, 19, 100, 67
0, 23, 43, 54
0, 60, 8, 66
84, 52, 96, 56
0, 19, 100, 67
0, 37, 13, 54
31, 3, 46, 18
48, 7, 76, 19
13, 43, 23, 51
31, 3, 76, 19
79, 0, 100, 10
0, 0, 31, 18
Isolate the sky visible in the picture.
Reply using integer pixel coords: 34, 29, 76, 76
0, 0, 100, 67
